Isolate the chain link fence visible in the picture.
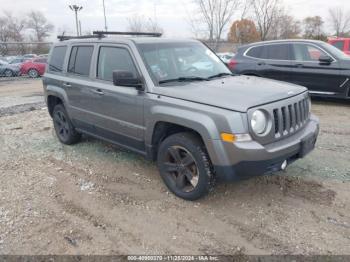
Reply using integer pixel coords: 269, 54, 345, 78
0, 42, 52, 80
202, 40, 241, 53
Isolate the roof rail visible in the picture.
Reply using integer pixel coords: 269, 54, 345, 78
57, 35, 104, 41
92, 31, 162, 37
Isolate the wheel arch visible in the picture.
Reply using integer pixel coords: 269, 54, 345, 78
45, 86, 69, 117
146, 108, 221, 161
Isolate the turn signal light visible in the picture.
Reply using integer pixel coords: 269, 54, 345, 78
221, 133, 237, 143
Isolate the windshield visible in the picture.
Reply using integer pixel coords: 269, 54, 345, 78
321, 42, 350, 60
137, 41, 232, 85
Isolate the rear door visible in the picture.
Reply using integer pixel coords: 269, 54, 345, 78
65, 43, 145, 153
289, 43, 343, 95
245, 43, 294, 82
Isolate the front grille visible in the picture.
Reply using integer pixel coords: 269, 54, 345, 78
273, 97, 310, 138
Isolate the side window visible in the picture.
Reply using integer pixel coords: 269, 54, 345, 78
331, 41, 344, 51
260, 44, 291, 60
68, 46, 94, 76
97, 46, 138, 81
293, 44, 327, 62
246, 46, 263, 58
49, 46, 67, 72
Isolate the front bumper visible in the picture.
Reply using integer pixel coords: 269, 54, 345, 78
213, 114, 319, 182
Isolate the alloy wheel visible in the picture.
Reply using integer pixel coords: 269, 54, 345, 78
53, 110, 70, 141
163, 145, 199, 193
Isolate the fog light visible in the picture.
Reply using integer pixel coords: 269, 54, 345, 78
281, 160, 288, 170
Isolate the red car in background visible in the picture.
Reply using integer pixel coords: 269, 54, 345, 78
20, 57, 47, 78
328, 38, 350, 55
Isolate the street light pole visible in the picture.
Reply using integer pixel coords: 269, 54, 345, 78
69, 5, 83, 36
102, 0, 108, 31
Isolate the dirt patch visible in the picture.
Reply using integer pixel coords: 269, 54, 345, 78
260, 176, 336, 206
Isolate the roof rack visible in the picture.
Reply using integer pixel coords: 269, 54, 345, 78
57, 35, 104, 41
92, 31, 162, 37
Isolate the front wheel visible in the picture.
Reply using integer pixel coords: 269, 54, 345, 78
52, 104, 81, 145
157, 132, 215, 201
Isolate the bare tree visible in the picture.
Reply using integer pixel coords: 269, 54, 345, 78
329, 7, 350, 37
303, 16, 326, 40
0, 17, 10, 42
269, 14, 301, 40
127, 15, 163, 34
250, 0, 281, 41
26, 11, 54, 42
3, 11, 26, 41
192, 0, 240, 41
127, 15, 144, 32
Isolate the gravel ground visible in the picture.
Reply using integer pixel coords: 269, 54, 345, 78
0, 80, 350, 255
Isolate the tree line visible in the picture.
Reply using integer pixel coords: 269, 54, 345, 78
190, 0, 350, 44
0, 11, 54, 42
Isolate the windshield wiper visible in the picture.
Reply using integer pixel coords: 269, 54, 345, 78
207, 72, 233, 79
159, 76, 209, 85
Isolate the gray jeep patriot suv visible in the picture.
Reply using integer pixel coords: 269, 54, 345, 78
43, 32, 319, 200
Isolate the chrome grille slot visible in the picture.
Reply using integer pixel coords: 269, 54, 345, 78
272, 97, 310, 138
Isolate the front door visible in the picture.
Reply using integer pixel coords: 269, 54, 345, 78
289, 43, 343, 95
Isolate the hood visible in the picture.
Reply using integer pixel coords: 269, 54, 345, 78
152, 75, 307, 112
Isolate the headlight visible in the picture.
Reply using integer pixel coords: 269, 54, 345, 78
251, 110, 267, 135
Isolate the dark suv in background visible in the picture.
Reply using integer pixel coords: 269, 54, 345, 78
232, 40, 350, 99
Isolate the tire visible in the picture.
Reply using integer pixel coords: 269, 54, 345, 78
4, 69, 13, 77
28, 69, 39, 78
157, 132, 215, 201
52, 104, 81, 145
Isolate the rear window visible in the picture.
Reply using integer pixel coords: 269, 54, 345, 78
49, 46, 67, 72
68, 46, 94, 76
331, 41, 345, 51
246, 44, 291, 60
260, 44, 291, 60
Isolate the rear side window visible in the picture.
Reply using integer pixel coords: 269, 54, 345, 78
331, 41, 344, 51
260, 44, 291, 60
68, 46, 94, 76
246, 44, 291, 60
49, 46, 67, 72
97, 46, 138, 81
246, 46, 263, 58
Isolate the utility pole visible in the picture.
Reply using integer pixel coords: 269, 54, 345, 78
69, 5, 83, 36
102, 0, 107, 31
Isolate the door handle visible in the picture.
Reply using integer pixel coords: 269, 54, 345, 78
92, 89, 105, 95
63, 82, 71, 87
257, 62, 266, 66
295, 64, 304, 68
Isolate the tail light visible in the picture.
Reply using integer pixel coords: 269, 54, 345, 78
228, 59, 237, 70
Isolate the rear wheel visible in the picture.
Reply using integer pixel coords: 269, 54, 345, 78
157, 132, 215, 201
52, 104, 81, 145
28, 69, 39, 78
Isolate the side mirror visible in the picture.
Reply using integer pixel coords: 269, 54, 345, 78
319, 55, 333, 64
112, 70, 144, 90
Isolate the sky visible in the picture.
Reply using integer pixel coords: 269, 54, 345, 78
0, 0, 349, 41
